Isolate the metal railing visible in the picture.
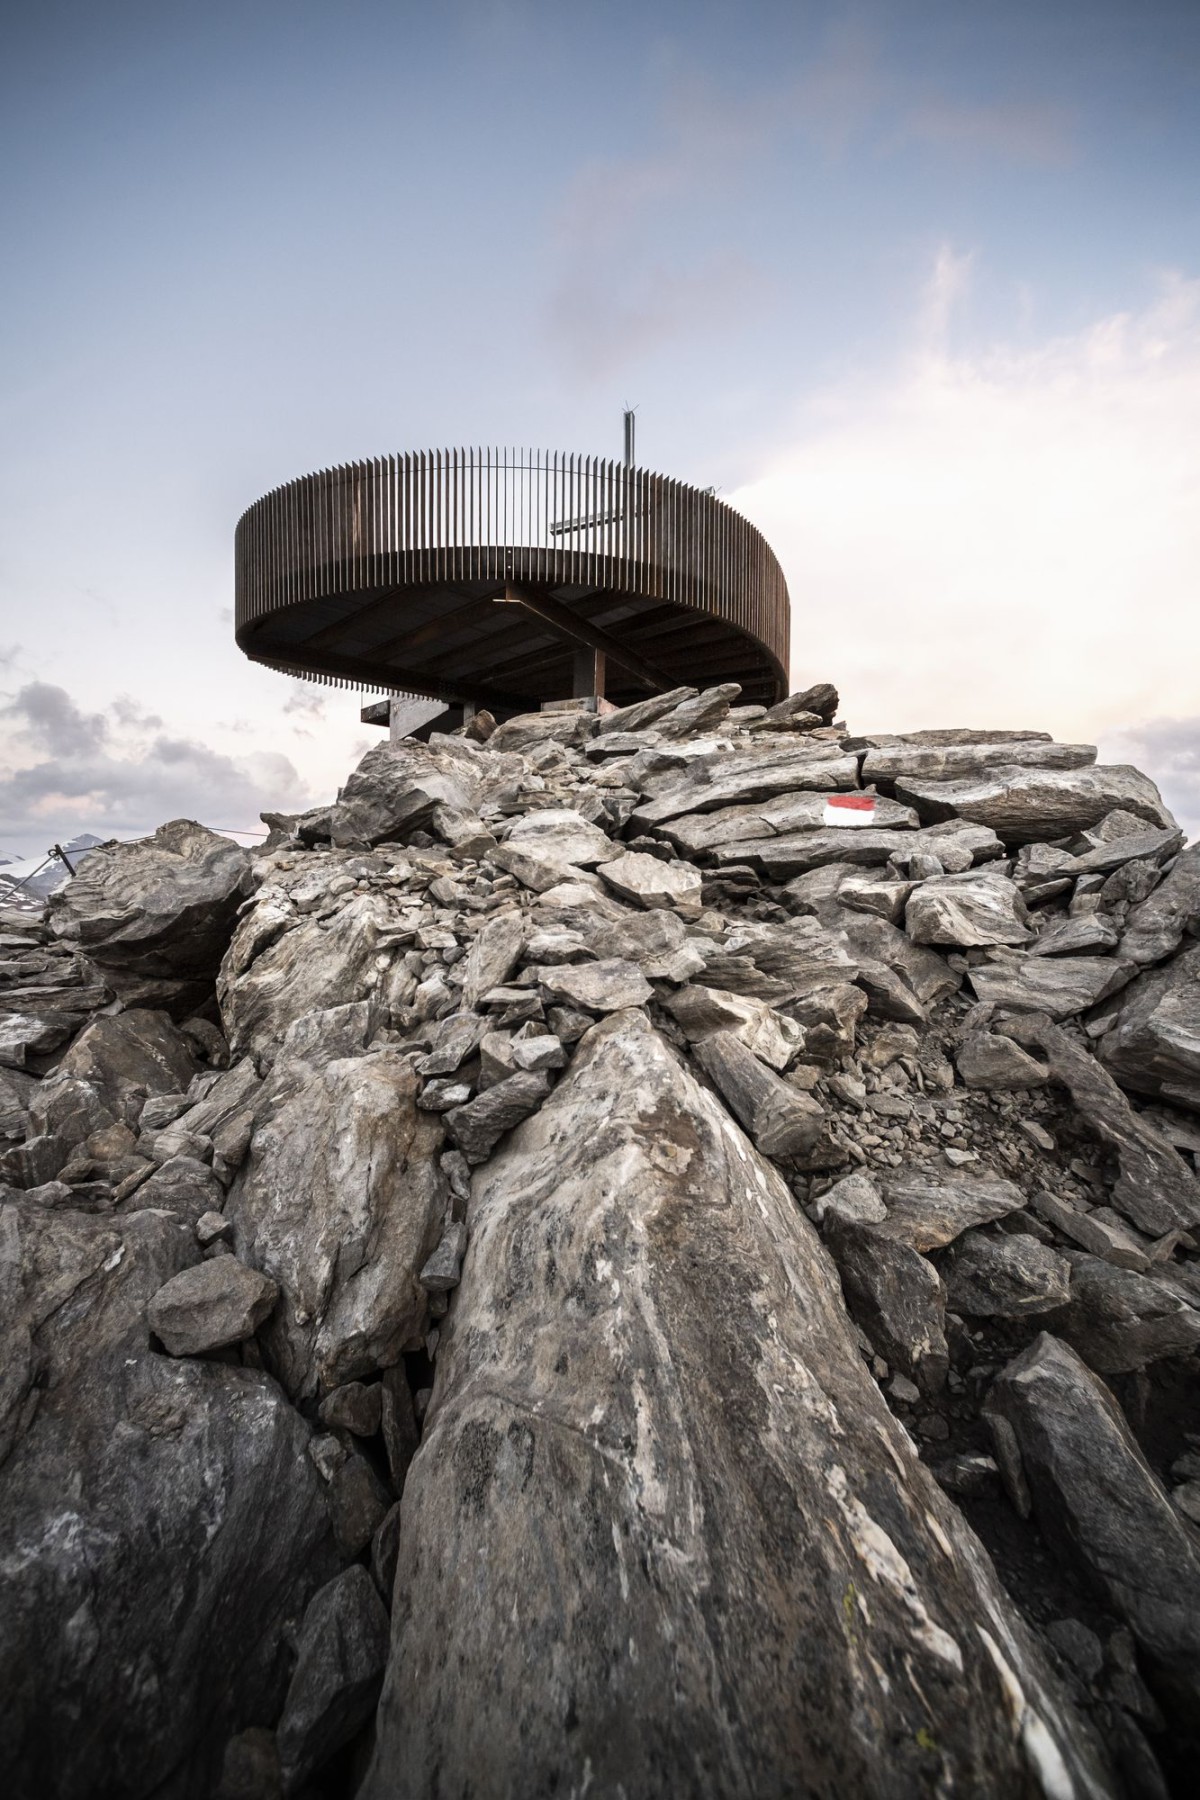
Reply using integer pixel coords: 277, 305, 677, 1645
235, 449, 790, 692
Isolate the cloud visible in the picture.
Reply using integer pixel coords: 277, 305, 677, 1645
731, 264, 1200, 825
902, 99, 1076, 165
0, 682, 311, 854
1100, 716, 1200, 841
546, 253, 771, 382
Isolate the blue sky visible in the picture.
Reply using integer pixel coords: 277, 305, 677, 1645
2, 0, 1199, 853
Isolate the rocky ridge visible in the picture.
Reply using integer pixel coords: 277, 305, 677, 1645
2, 679, 1199, 1797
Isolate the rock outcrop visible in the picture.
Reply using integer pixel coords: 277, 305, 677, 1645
3, 684, 1199, 1796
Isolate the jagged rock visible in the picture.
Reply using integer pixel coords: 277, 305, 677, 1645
788, 981, 869, 1062
809, 1171, 888, 1226
630, 742, 857, 829
317, 1380, 382, 1436
943, 1232, 1071, 1317
429, 800, 495, 856
1119, 842, 1200, 965
419, 1220, 468, 1291
214, 1727, 282, 1800
838, 874, 915, 922
460, 909, 525, 1008
1070, 824, 1183, 875
826, 1218, 949, 1393
1101, 941, 1200, 1114
1052, 1254, 1200, 1372
41, 1008, 199, 1126
327, 739, 487, 847
712, 822, 1003, 880
0, 1009, 77, 1068
692, 1028, 826, 1158
1028, 913, 1121, 957
663, 984, 803, 1071
1031, 1191, 1151, 1270
864, 740, 1097, 783
327, 1444, 392, 1558
48, 820, 252, 1011
836, 912, 961, 1007
534, 958, 653, 1014
495, 807, 620, 885
955, 1030, 1049, 1090
596, 686, 697, 734
985, 1333, 1200, 1743
364, 1010, 1109, 1799
225, 1049, 446, 1399
219, 892, 394, 1059
444, 1071, 551, 1164
416, 1011, 490, 1077
488, 709, 593, 752
1001, 1013, 1200, 1234
148, 1256, 279, 1356
597, 850, 702, 917
0, 1199, 335, 1798
654, 682, 742, 738
895, 765, 1175, 845
877, 1171, 1026, 1249
967, 951, 1136, 1020
276, 1565, 390, 1793
904, 872, 1031, 948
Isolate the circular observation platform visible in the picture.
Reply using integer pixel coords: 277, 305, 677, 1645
235, 450, 790, 712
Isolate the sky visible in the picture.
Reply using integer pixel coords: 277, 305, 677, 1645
1, 0, 1199, 857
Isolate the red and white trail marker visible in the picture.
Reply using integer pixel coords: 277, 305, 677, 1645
823, 792, 877, 828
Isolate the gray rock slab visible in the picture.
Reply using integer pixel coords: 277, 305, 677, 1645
654, 682, 742, 739
904, 873, 1031, 948
225, 1049, 446, 1399
955, 1030, 1049, 1090
943, 1232, 1071, 1318
596, 687, 697, 734
985, 1332, 1200, 1739
631, 744, 857, 829
658, 791, 918, 855
276, 1565, 390, 1793
864, 741, 1097, 784
721, 822, 1003, 879
362, 1009, 1111, 1800
664, 984, 803, 1071
460, 910, 525, 1009
1100, 941, 1200, 1114
967, 951, 1136, 1020
219, 892, 394, 1059
826, 1218, 949, 1393
500, 807, 620, 868
1028, 914, 1120, 957
148, 1256, 278, 1355
1053, 1253, 1200, 1372
877, 1171, 1026, 1250
894, 765, 1175, 846
0, 1009, 77, 1068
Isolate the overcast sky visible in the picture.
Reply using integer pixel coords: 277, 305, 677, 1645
2, 0, 1198, 856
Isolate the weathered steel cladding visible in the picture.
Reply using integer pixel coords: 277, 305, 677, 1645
235, 450, 790, 704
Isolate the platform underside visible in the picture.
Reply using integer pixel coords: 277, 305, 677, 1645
239, 578, 788, 710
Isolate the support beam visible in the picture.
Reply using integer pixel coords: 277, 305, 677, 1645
573, 646, 605, 701
498, 582, 670, 693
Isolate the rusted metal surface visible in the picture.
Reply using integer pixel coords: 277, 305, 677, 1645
235, 449, 790, 707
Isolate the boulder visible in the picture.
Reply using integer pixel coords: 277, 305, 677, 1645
1119, 842, 1200, 965
595, 687, 697, 734
225, 1050, 446, 1399
712, 822, 1003, 880
48, 820, 252, 1012
1100, 941, 1200, 1114
597, 851, 703, 917
943, 1233, 1071, 1318
630, 742, 857, 829
363, 1010, 1110, 1800
1028, 914, 1121, 957
40, 1008, 198, 1123
276, 1565, 390, 1793
654, 682, 742, 738
444, 1071, 552, 1165
657, 790, 918, 856
809, 1171, 887, 1227
663, 984, 803, 1071
985, 1333, 1200, 1743
326, 739, 489, 847
894, 765, 1175, 845
147, 1257, 279, 1356
534, 959, 653, 1014
692, 1029, 826, 1159
0, 1009, 77, 1068
904, 873, 1031, 948
0, 1199, 335, 1799
967, 952, 1136, 1020
460, 910, 525, 1008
